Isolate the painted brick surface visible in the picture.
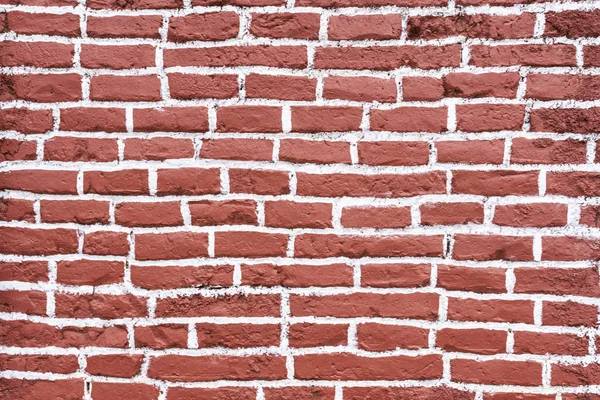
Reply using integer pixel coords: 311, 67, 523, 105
0, 0, 599, 399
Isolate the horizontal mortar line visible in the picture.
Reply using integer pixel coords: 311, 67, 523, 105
4, 282, 600, 304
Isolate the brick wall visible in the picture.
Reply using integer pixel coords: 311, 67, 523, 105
1, 0, 600, 398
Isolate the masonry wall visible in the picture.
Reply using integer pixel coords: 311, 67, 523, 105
1, 0, 600, 398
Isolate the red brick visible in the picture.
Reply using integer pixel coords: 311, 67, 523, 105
581, 206, 600, 228
87, 15, 162, 38
148, 355, 286, 381
0, 379, 84, 400
115, 201, 183, 227
420, 202, 484, 226
291, 292, 438, 319
44, 137, 118, 162
452, 170, 538, 196
168, 387, 257, 400
530, 108, 600, 134
83, 231, 130, 256
289, 323, 348, 348
0, 74, 81, 103
265, 200, 332, 228
296, 172, 446, 198
264, 387, 335, 400
341, 206, 411, 228
329, 14, 402, 40
323, 76, 397, 102
528, 74, 600, 101
214, 231, 288, 258
457, 0, 552, 4
402, 76, 444, 101
437, 328, 506, 354
345, 387, 474, 400
0, 355, 79, 374
562, 394, 600, 400
55, 293, 147, 319
90, 75, 161, 101
0, 227, 78, 256
292, 106, 363, 133
543, 237, 600, 261
217, 106, 282, 133
552, 363, 600, 386
358, 323, 429, 351
436, 140, 505, 164
0, 170, 77, 194
297, 0, 446, 5
437, 264, 506, 293
511, 138, 587, 164
0, 198, 34, 222
91, 383, 160, 400
197, 323, 280, 348
514, 331, 588, 356
0, 290, 46, 315
295, 233, 443, 258
84, 170, 149, 195
0, 41, 74, 68
0, 108, 53, 134
0, 320, 128, 348
543, 301, 597, 327
86, 354, 143, 378
7, 11, 80, 37
81, 45, 155, 69
190, 200, 258, 226
315, 45, 460, 70
493, 203, 567, 227
448, 298, 534, 324
358, 141, 429, 166
444, 72, 520, 98
0, 0, 78, 4
408, 14, 535, 40
135, 232, 209, 260
451, 359, 542, 386
60, 107, 126, 132
88, 0, 182, 8
131, 265, 233, 289
585, 45, 600, 67
251, 13, 320, 39
547, 172, 600, 197
57, 260, 124, 286
39, 200, 106, 227
453, 234, 533, 261
241, 263, 353, 287
371, 107, 447, 132
361, 263, 430, 288
470, 44, 577, 67
279, 139, 351, 164
164, 46, 307, 68
0, 139, 37, 161
201, 139, 273, 161
545, 10, 600, 38
135, 324, 188, 349
168, 74, 238, 100
229, 169, 289, 195
169, 12, 239, 42
193, 0, 284, 5
0, 261, 48, 283
457, 104, 525, 132
157, 168, 221, 196
155, 294, 280, 317
245, 74, 316, 101
124, 138, 194, 160
295, 354, 442, 380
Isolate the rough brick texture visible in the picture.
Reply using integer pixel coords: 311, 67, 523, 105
0, 0, 598, 398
